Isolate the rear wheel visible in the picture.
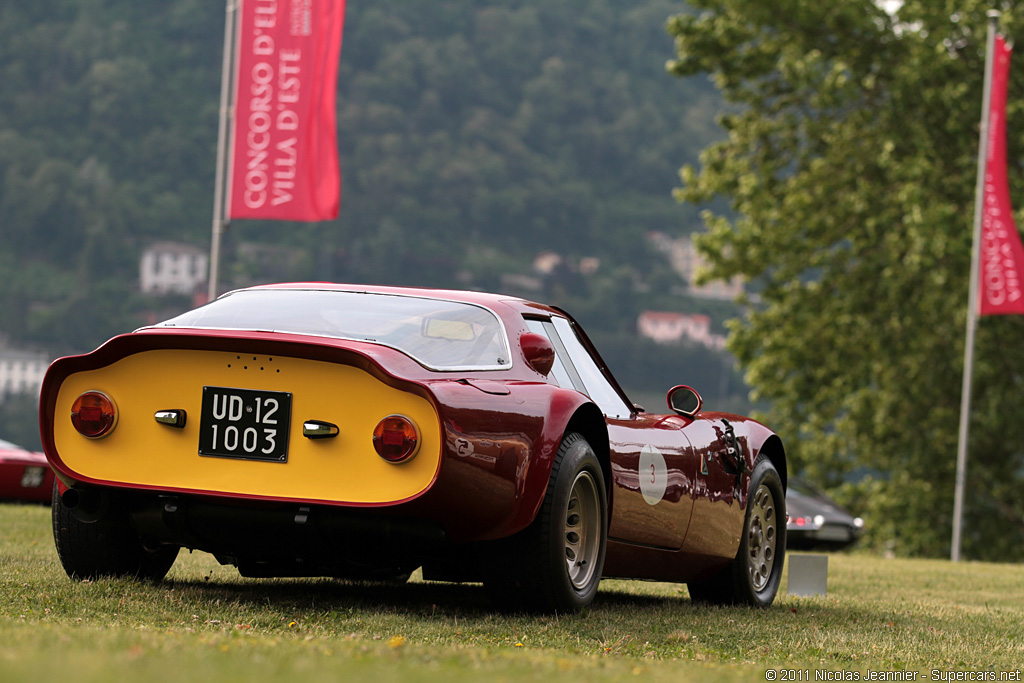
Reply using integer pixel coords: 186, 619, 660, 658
485, 432, 607, 612
688, 456, 785, 607
52, 484, 179, 581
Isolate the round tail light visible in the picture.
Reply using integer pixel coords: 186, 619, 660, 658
71, 391, 118, 438
372, 415, 419, 463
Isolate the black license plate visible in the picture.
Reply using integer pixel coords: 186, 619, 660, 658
199, 386, 292, 462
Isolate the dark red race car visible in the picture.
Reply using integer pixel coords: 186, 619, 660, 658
40, 284, 786, 612
0, 438, 54, 504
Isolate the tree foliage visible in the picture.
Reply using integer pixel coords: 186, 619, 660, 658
321, 0, 723, 285
0, 0, 724, 353
669, 0, 1024, 559
0, 1, 221, 350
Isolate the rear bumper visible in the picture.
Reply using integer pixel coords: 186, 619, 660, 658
61, 485, 450, 575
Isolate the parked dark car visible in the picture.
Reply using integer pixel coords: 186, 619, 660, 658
786, 478, 864, 551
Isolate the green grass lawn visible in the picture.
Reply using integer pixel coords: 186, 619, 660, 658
2, 502, 1022, 681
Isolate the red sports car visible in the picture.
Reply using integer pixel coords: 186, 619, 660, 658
40, 284, 786, 612
0, 438, 55, 504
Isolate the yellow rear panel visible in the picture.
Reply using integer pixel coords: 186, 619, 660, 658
52, 349, 441, 505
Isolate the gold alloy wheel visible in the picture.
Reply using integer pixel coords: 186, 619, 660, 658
747, 482, 778, 591
564, 470, 601, 591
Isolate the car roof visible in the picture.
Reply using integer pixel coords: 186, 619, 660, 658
246, 282, 547, 312
200, 283, 634, 409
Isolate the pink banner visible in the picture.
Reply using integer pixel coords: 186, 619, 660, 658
980, 36, 1024, 316
228, 0, 345, 221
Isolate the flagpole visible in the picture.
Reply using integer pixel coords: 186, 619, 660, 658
952, 10, 1000, 563
208, 0, 239, 302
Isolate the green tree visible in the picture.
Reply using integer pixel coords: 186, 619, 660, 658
669, 0, 1024, 559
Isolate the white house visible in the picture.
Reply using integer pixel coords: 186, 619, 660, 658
0, 349, 49, 403
647, 232, 744, 301
140, 242, 209, 296
637, 311, 727, 350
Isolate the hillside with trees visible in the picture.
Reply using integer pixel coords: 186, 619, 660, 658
0, 1, 746, 443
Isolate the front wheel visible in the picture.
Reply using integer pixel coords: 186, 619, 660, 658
52, 484, 179, 581
485, 432, 608, 612
688, 456, 785, 607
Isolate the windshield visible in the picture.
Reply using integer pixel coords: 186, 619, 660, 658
153, 289, 511, 371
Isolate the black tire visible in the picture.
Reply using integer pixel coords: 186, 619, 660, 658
51, 484, 179, 581
485, 432, 608, 613
687, 456, 785, 607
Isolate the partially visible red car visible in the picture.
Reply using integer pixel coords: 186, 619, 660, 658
0, 438, 54, 503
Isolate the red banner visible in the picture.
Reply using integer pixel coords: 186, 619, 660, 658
227, 0, 345, 221
980, 36, 1024, 315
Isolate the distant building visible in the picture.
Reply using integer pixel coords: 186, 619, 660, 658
500, 273, 543, 293
531, 252, 601, 278
647, 232, 744, 301
637, 311, 726, 350
140, 242, 209, 296
0, 349, 49, 403
533, 252, 563, 275
578, 257, 601, 276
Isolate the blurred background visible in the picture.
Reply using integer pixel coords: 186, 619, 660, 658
2, 0, 1023, 562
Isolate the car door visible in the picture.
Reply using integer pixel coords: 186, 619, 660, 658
604, 414, 698, 549
531, 316, 699, 550
674, 417, 746, 560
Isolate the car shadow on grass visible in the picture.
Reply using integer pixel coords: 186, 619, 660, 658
161, 574, 696, 618
166, 576, 494, 616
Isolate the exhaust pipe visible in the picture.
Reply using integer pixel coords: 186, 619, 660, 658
61, 487, 108, 522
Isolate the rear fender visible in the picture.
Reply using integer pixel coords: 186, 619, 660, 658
563, 402, 611, 507
425, 381, 600, 541
503, 391, 608, 538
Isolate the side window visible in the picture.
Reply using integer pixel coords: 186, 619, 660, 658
524, 319, 574, 389
549, 317, 632, 419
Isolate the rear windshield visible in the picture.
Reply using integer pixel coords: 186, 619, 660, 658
152, 289, 511, 371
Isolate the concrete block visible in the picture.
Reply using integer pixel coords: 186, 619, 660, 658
787, 554, 828, 596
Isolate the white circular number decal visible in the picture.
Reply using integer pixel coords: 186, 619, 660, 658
639, 444, 668, 505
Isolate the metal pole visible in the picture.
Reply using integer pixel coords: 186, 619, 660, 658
952, 10, 1000, 562
208, 0, 239, 302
